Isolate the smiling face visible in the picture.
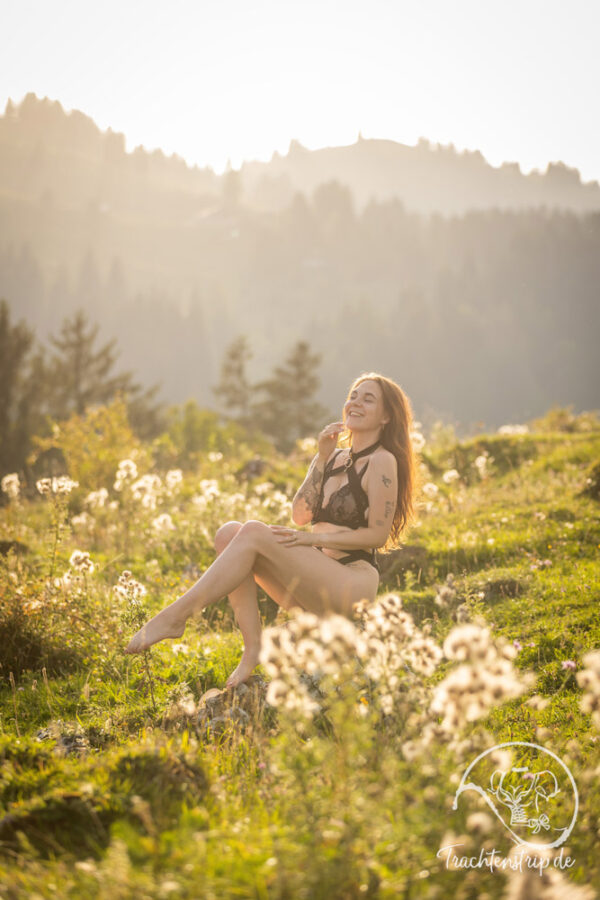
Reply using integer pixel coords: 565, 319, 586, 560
343, 378, 390, 436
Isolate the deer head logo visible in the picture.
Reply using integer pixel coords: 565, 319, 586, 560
453, 742, 578, 849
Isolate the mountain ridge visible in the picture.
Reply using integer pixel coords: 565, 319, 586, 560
3, 92, 599, 216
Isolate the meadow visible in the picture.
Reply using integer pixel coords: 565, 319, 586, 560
1, 401, 599, 899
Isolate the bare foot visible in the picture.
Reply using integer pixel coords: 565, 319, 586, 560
226, 646, 261, 689
125, 606, 187, 654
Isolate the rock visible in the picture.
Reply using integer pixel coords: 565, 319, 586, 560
197, 675, 269, 733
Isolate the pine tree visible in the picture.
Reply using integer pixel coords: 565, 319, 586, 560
253, 341, 328, 452
47, 309, 162, 434
0, 299, 49, 476
212, 336, 253, 426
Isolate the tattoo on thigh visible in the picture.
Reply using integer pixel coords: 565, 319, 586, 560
381, 474, 392, 487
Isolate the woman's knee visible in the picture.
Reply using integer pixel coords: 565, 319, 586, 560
214, 520, 243, 554
238, 519, 273, 549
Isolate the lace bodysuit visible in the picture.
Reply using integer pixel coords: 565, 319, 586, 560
311, 442, 380, 571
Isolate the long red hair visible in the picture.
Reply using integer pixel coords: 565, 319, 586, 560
341, 372, 420, 549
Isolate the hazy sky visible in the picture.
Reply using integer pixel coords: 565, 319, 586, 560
2, 0, 598, 181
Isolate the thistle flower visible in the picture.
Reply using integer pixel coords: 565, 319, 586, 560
36, 478, 52, 495
113, 570, 147, 602
114, 459, 138, 491
152, 513, 175, 533
473, 452, 494, 479
442, 469, 460, 485
410, 427, 426, 452
432, 625, 531, 733
254, 482, 274, 497
85, 488, 109, 509
36, 475, 79, 495
422, 482, 439, 499
207, 451, 223, 462
165, 469, 183, 492
131, 474, 162, 510
72, 511, 94, 530
1, 473, 20, 500
498, 424, 529, 435
199, 478, 220, 499
69, 549, 95, 574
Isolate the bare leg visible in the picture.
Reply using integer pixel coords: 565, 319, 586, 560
125, 519, 378, 654
214, 521, 262, 688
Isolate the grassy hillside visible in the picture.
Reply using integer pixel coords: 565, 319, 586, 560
1, 409, 599, 898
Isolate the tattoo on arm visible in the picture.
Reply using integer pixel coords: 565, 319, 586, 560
376, 519, 384, 527
384, 500, 394, 518
381, 474, 392, 487
296, 460, 324, 513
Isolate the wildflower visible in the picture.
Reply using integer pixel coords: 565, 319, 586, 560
561, 660, 576, 671
85, 488, 109, 509
72, 511, 94, 530
114, 459, 138, 491
52, 475, 79, 494
113, 570, 147, 601
152, 513, 175, 533
432, 625, 531, 733
497, 424, 529, 435
513, 640, 522, 651
208, 451, 223, 462
69, 550, 95, 574
410, 427, 426, 452
422, 482, 439, 499
297, 437, 318, 454
165, 469, 183, 492
1, 473, 20, 500
198, 478, 220, 499
435, 582, 457, 608
131, 474, 162, 510
36, 475, 78, 495
254, 482, 274, 497
473, 452, 493, 478
442, 469, 460, 485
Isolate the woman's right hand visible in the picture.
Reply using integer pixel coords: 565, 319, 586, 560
317, 422, 345, 461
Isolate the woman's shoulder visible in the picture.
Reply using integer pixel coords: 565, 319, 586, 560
371, 446, 398, 474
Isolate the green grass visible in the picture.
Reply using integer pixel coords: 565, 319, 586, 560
1, 419, 600, 898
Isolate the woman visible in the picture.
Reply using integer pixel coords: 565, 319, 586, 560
125, 373, 418, 688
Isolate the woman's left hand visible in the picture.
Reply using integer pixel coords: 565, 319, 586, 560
269, 525, 315, 546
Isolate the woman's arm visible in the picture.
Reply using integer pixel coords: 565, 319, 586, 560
291, 452, 329, 525
281, 451, 398, 549
291, 421, 345, 525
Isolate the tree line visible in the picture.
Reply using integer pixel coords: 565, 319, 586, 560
0, 300, 328, 481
